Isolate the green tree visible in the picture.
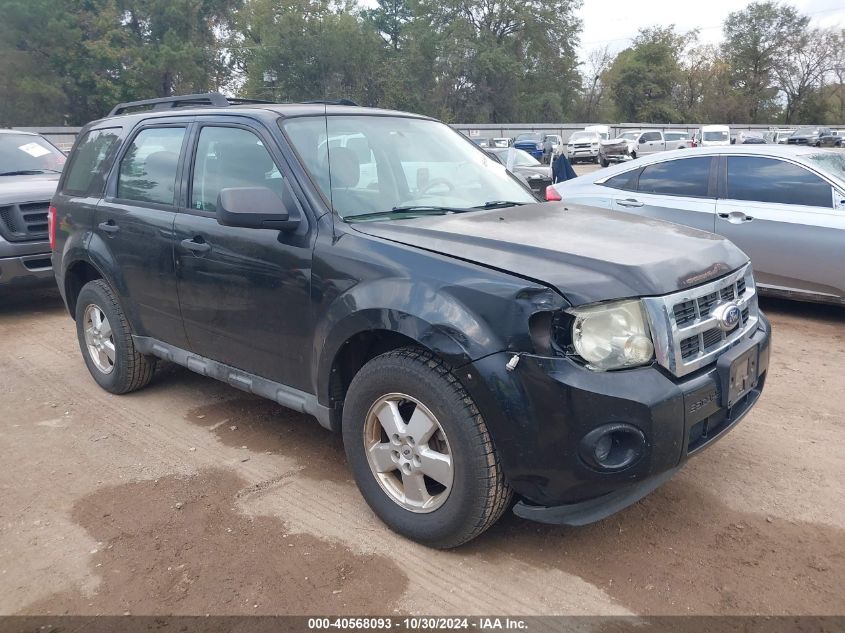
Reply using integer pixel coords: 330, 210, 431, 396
236, 0, 387, 105
606, 27, 686, 122
413, 0, 583, 123
721, 1, 807, 122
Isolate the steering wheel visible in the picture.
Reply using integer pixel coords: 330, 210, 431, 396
419, 178, 455, 194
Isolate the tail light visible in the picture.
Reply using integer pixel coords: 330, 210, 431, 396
545, 186, 562, 202
48, 205, 57, 250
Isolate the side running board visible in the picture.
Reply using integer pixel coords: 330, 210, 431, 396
132, 336, 333, 430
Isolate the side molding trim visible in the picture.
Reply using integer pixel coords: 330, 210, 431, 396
133, 336, 332, 430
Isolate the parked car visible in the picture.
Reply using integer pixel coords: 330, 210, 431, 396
471, 137, 494, 148
487, 147, 551, 197
549, 145, 845, 305
741, 134, 767, 145
699, 125, 731, 147
513, 133, 544, 160
492, 137, 512, 148
664, 131, 695, 149
53, 93, 769, 547
0, 129, 66, 290
598, 130, 665, 166
565, 131, 602, 163
787, 127, 831, 146
818, 130, 842, 148
769, 128, 796, 144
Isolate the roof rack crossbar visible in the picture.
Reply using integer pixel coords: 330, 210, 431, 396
107, 92, 276, 117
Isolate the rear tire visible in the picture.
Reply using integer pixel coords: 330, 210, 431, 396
75, 279, 156, 394
342, 348, 512, 548
600, 158, 609, 168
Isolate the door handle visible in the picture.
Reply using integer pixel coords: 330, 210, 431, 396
98, 220, 119, 234
718, 212, 754, 224
617, 198, 644, 208
180, 237, 211, 254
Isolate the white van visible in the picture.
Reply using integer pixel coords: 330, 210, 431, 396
700, 124, 730, 147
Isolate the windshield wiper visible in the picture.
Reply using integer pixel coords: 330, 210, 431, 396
0, 169, 61, 176
345, 206, 469, 222
472, 200, 528, 209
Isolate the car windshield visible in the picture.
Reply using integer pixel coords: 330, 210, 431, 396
569, 132, 597, 142
0, 133, 66, 175
805, 153, 845, 186
515, 134, 541, 142
794, 128, 818, 135
282, 115, 535, 219
492, 148, 541, 167
618, 132, 640, 141
703, 130, 729, 141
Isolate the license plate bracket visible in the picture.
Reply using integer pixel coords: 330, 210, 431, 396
716, 343, 759, 408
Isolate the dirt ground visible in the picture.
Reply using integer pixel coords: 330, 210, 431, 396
0, 278, 843, 617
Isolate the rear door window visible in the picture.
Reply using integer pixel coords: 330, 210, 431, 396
62, 128, 121, 196
726, 156, 832, 208
117, 127, 186, 206
637, 157, 712, 197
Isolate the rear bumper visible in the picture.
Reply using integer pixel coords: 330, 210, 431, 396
464, 314, 771, 524
0, 244, 55, 289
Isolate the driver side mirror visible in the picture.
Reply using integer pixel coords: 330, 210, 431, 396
216, 186, 301, 231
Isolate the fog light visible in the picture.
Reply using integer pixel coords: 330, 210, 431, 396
579, 423, 646, 471
594, 433, 612, 463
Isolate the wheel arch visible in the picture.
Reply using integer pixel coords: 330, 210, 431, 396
319, 309, 489, 433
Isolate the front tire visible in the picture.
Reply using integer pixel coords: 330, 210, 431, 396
342, 348, 512, 548
75, 279, 156, 394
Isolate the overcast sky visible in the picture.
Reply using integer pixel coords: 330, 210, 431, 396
578, 0, 845, 61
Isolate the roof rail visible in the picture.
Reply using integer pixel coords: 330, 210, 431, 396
107, 92, 276, 117
303, 99, 360, 107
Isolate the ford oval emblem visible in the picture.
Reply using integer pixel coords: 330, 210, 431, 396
713, 302, 742, 332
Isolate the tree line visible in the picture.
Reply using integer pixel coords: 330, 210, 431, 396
0, 0, 842, 127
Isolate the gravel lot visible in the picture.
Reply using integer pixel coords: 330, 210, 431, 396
1, 180, 843, 615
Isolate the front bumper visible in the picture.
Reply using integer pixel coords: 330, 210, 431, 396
567, 148, 600, 160
464, 314, 771, 524
0, 247, 55, 289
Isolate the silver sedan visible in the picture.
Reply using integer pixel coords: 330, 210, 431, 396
550, 145, 845, 305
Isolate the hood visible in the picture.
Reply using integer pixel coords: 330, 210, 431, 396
349, 203, 748, 306
513, 165, 552, 179
0, 175, 60, 205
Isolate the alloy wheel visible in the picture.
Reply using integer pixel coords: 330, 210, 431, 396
83, 304, 115, 374
363, 393, 453, 513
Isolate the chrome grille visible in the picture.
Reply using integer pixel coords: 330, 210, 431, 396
642, 264, 759, 377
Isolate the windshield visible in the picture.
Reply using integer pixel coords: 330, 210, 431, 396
618, 132, 640, 141
794, 128, 818, 135
515, 133, 542, 142
282, 116, 535, 219
569, 132, 598, 142
703, 130, 729, 142
0, 133, 66, 175
805, 153, 845, 186
491, 148, 541, 167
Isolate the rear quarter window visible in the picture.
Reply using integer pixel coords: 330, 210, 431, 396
62, 128, 122, 196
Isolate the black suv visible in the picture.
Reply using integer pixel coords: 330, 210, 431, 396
51, 93, 770, 547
